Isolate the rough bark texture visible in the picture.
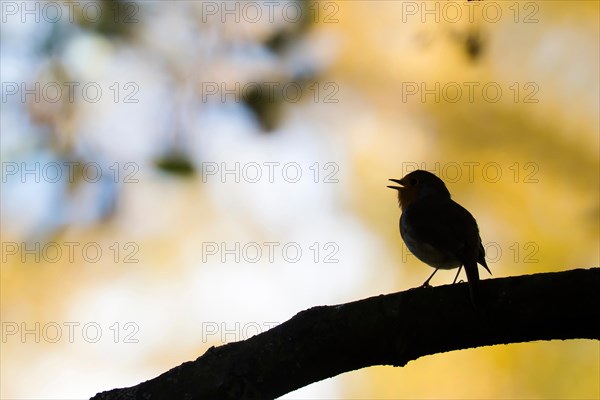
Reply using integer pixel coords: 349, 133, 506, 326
91, 268, 600, 400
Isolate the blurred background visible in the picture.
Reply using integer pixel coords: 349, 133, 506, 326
1, 1, 598, 398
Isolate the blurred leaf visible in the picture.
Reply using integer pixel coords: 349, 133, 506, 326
264, 0, 312, 54
76, 0, 137, 38
465, 30, 485, 61
242, 83, 283, 132
155, 153, 196, 177
265, 30, 292, 55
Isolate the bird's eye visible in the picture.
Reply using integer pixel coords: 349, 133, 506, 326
409, 178, 418, 185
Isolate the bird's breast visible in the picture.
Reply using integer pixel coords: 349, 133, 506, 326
400, 213, 462, 270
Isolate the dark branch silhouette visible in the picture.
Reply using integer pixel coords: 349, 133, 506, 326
91, 268, 600, 400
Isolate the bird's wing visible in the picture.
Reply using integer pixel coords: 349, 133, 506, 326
402, 196, 481, 265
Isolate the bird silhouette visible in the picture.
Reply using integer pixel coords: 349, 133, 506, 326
388, 170, 491, 304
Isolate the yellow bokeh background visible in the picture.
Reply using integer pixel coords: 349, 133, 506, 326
1, 1, 598, 399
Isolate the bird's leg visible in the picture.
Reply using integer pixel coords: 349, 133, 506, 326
452, 266, 463, 284
422, 269, 439, 288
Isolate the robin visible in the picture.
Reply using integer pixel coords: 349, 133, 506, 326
387, 170, 491, 304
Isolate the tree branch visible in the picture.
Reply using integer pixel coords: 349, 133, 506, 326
91, 268, 600, 400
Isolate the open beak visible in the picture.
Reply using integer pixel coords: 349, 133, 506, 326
387, 178, 404, 191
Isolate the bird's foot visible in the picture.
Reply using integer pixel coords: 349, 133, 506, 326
422, 269, 438, 288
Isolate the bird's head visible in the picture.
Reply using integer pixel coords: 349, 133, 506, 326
387, 170, 451, 210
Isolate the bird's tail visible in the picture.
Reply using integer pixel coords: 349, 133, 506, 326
464, 261, 481, 306
478, 241, 492, 275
